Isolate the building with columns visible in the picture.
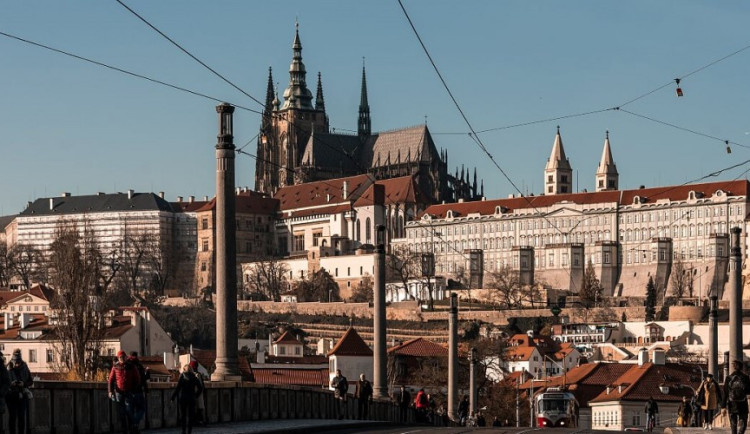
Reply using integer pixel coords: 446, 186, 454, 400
253, 24, 481, 204
397, 128, 749, 299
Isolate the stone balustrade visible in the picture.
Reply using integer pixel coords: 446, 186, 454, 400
24, 381, 417, 433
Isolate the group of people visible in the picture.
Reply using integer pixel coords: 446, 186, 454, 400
668, 360, 750, 434
0, 349, 34, 434
109, 351, 204, 434
329, 369, 374, 421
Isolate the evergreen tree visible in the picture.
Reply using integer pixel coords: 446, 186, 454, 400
579, 261, 602, 308
645, 276, 657, 322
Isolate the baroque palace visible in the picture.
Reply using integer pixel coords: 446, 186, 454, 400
396, 128, 749, 300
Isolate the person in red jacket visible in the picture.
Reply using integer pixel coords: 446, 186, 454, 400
414, 388, 429, 422
108, 350, 141, 434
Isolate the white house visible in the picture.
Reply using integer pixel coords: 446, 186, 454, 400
386, 277, 446, 304
327, 327, 373, 390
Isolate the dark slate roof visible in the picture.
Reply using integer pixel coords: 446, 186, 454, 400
0, 215, 14, 231
301, 132, 364, 174
20, 192, 174, 216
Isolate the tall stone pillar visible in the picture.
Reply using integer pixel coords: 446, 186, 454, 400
373, 224, 387, 399
709, 294, 719, 378
448, 293, 458, 421
469, 347, 477, 417
211, 103, 240, 381
729, 227, 743, 365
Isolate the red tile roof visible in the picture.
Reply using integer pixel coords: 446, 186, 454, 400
273, 331, 303, 345
275, 174, 372, 211
420, 179, 750, 219
195, 191, 278, 215
252, 367, 329, 387
328, 327, 373, 357
589, 362, 701, 403
387, 338, 447, 357
264, 355, 328, 365
506, 346, 538, 362
171, 201, 210, 213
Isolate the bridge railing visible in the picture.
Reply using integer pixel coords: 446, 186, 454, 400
26, 380, 421, 433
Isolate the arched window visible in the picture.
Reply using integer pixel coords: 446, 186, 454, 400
356, 219, 361, 242
365, 218, 371, 243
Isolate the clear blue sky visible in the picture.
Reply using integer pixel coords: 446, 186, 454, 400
2, 1, 750, 214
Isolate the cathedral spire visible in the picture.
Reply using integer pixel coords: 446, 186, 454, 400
262, 67, 275, 129
544, 126, 573, 195
358, 58, 371, 139
281, 21, 314, 110
595, 130, 619, 192
473, 168, 478, 196
315, 72, 326, 111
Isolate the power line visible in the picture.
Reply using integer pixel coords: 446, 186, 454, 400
115, 0, 264, 108
475, 108, 616, 134
617, 108, 750, 150
0, 30, 262, 115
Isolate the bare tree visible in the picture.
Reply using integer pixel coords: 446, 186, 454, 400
7, 243, 42, 290
670, 257, 689, 299
143, 234, 173, 298
579, 261, 603, 308
243, 257, 290, 301
0, 242, 11, 287
487, 265, 523, 308
47, 223, 112, 379
386, 247, 437, 308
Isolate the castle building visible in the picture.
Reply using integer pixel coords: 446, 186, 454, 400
397, 128, 749, 300
253, 24, 480, 204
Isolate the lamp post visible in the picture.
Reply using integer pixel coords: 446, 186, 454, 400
373, 224, 387, 399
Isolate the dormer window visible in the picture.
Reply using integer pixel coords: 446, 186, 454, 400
633, 196, 645, 205
715, 190, 724, 197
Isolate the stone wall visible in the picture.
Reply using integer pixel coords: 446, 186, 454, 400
24, 381, 418, 433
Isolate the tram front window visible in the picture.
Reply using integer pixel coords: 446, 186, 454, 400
540, 399, 566, 413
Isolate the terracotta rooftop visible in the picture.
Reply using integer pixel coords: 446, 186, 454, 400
505, 346, 538, 362
387, 338, 447, 358
420, 179, 750, 219
252, 367, 329, 388
328, 327, 373, 357
589, 362, 701, 404
194, 190, 278, 215
275, 174, 372, 212
273, 331, 303, 345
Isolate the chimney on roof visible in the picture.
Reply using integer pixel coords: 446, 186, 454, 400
26, 201, 32, 209
158, 192, 165, 199
203, 196, 208, 201
19, 313, 31, 329
49, 198, 55, 211
652, 349, 666, 365
326, 194, 331, 202
508, 194, 515, 199
458, 198, 464, 203
638, 348, 649, 366
606, 385, 611, 394
342, 181, 349, 200
98, 192, 105, 196
61, 192, 71, 197
189, 196, 194, 203
639, 185, 646, 189
236, 187, 241, 195
177, 196, 183, 203
127, 189, 134, 199
618, 384, 624, 393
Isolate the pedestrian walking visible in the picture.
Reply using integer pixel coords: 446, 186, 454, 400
396, 386, 411, 423
692, 394, 703, 427
7, 349, 33, 434
698, 373, 723, 430
355, 373, 373, 420
677, 395, 693, 427
171, 364, 203, 434
457, 394, 469, 426
108, 350, 141, 434
645, 396, 659, 432
414, 388, 429, 422
0, 352, 11, 433
189, 361, 206, 425
128, 352, 149, 430
723, 360, 750, 434
330, 369, 349, 420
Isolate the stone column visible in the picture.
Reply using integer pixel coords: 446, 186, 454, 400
708, 294, 719, 378
373, 224, 387, 399
729, 227, 743, 365
212, 103, 240, 381
448, 293, 458, 421
469, 347, 477, 417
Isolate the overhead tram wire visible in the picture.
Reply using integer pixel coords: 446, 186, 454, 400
113, 1, 372, 175
396, 0, 574, 244
0, 30, 261, 115
115, 0, 265, 109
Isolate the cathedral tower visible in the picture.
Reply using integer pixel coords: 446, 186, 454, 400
544, 126, 573, 195
254, 23, 329, 195
358, 61, 371, 139
595, 130, 619, 192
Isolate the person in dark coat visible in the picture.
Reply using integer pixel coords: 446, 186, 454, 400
171, 364, 203, 434
396, 386, 411, 423
677, 396, 692, 427
7, 349, 33, 434
128, 352, 149, 430
330, 369, 349, 420
0, 352, 11, 433
723, 360, 750, 434
355, 373, 373, 420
